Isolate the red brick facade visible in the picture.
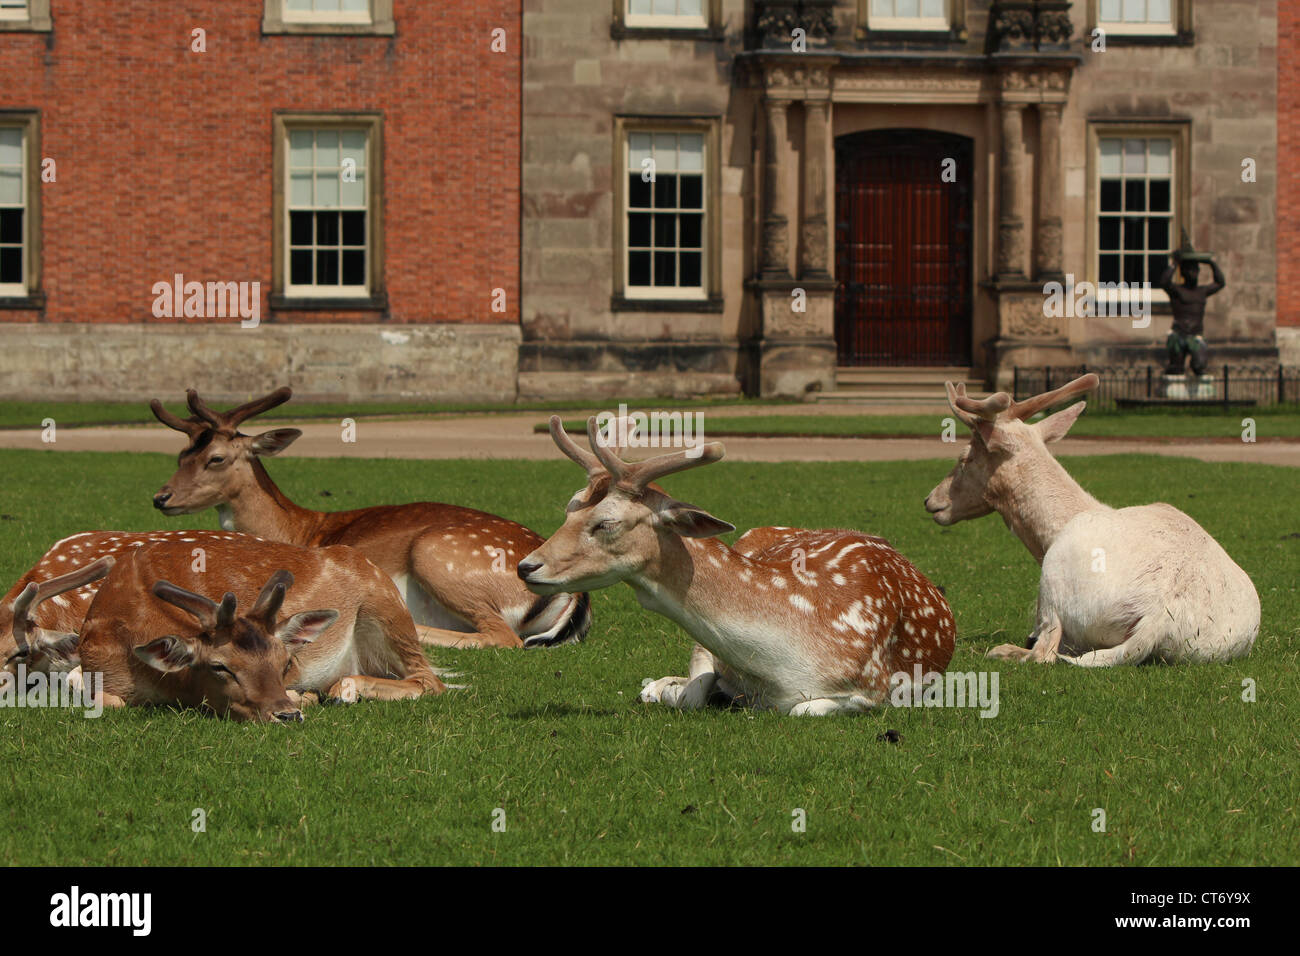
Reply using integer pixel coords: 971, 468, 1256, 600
1280, 0, 1299, 327
0, 0, 519, 326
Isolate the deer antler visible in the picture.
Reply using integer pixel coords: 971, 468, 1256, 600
10, 556, 116, 652
185, 386, 293, 434
149, 399, 207, 438
248, 570, 294, 627
945, 382, 1011, 429
1007, 373, 1099, 421
549, 416, 603, 477
152, 581, 238, 632
584, 416, 724, 493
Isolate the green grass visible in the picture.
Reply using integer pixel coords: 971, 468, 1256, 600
545, 407, 1300, 440
1, 449, 1296, 865
0, 395, 774, 431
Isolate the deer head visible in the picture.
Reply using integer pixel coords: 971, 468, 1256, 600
517, 416, 733, 594
150, 387, 301, 515
1, 556, 116, 673
137, 570, 337, 722
924, 374, 1098, 526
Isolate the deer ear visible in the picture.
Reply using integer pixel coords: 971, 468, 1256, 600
658, 501, 736, 539
134, 635, 198, 673
275, 609, 338, 648
1035, 401, 1087, 443
249, 428, 302, 457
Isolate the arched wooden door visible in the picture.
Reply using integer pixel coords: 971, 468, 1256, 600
834, 130, 973, 367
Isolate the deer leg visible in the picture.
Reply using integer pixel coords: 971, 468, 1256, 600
1059, 615, 1161, 668
415, 619, 522, 649
325, 674, 430, 702
640, 644, 718, 709
989, 610, 1063, 663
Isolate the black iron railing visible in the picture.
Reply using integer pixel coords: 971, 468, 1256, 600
1011, 365, 1300, 409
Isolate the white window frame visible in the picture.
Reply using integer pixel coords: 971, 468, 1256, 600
284, 126, 372, 300
624, 0, 708, 31
1096, 0, 1177, 36
0, 1, 29, 22
866, 0, 951, 33
282, 0, 373, 25
621, 129, 709, 302
1086, 125, 1192, 308
0, 0, 50, 31
0, 120, 33, 298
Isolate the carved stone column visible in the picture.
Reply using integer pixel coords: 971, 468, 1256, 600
1035, 101, 1064, 279
996, 101, 1028, 279
799, 98, 830, 279
761, 98, 792, 279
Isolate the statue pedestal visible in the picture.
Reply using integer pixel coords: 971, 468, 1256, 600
1163, 375, 1189, 400
1193, 375, 1216, 399
1163, 375, 1216, 400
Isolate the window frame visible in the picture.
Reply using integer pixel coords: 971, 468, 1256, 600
271, 112, 386, 311
611, 116, 722, 310
0, 112, 41, 306
611, 0, 723, 41
856, 0, 966, 41
0, 0, 51, 32
1084, 122, 1191, 306
1089, 0, 1193, 45
263, 0, 395, 37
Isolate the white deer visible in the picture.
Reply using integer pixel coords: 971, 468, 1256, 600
924, 373, 1259, 665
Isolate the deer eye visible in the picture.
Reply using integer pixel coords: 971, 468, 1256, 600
591, 519, 619, 537
209, 662, 233, 678
207, 456, 225, 468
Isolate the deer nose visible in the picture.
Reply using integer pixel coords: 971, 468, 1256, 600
274, 709, 304, 723
516, 559, 541, 582
153, 492, 172, 510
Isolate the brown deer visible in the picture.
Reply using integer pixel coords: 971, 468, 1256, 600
78, 535, 446, 720
517, 417, 956, 715
149, 387, 590, 649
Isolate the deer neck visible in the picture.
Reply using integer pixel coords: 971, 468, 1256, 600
990, 449, 1100, 564
221, 461, 322, 546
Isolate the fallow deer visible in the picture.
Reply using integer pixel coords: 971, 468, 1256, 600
924, 373, 1260, 665
517, 417, 956, 715
149, 388, 590, 649
78, 535, 446, 720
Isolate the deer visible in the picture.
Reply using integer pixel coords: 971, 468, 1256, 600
149, 388, 590, 650
77, 535, 447, 721
516, 417, 956, 715
924, 373, 1260, 666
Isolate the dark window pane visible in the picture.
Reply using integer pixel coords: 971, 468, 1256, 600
679, 214, 702, 249
1149, 179, 1171, 212
341, 211, 366, 246
654, 251, 675, 286
1100, 179, 1122, 212
1099, 217, 1120, 250
654, 213, 675, 247
1099, 254, 1120, 284
290, 250, 313, 285
316, 249, 339, 285
1125, 180, 1146, 212
628, 250, 650, 286
0, 209, 21, 245
628, 174, 651, 209
317, 212, 339, 246
0, 247, 20, 283
1123, 217, 1145, 251
1148, 217, 1169, 251
342, 250, 366, 286
654, 175, 677, 209
679, 175, 703, 209
1148, 254, 1166, 281
290, 211, 313, 246
1124, 254, 1144, 283
680, 252, 701, 288
628, 213, 651, 247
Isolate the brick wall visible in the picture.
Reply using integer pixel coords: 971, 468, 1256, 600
0, 0, 520, 326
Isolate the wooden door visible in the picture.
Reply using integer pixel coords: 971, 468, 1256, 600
834, 130, 973, 366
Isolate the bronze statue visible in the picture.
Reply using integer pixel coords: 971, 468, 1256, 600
1159, 229, 1224, 376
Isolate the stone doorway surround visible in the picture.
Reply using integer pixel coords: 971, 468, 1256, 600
738, 1, 1080, 397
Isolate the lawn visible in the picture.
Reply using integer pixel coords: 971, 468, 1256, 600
0, 448, 1295, 865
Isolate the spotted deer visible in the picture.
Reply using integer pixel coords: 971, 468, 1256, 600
517, 417, 956, 715
78, 535, 446, 721
149, 387, 590, 649
924, 373, 1259, 665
